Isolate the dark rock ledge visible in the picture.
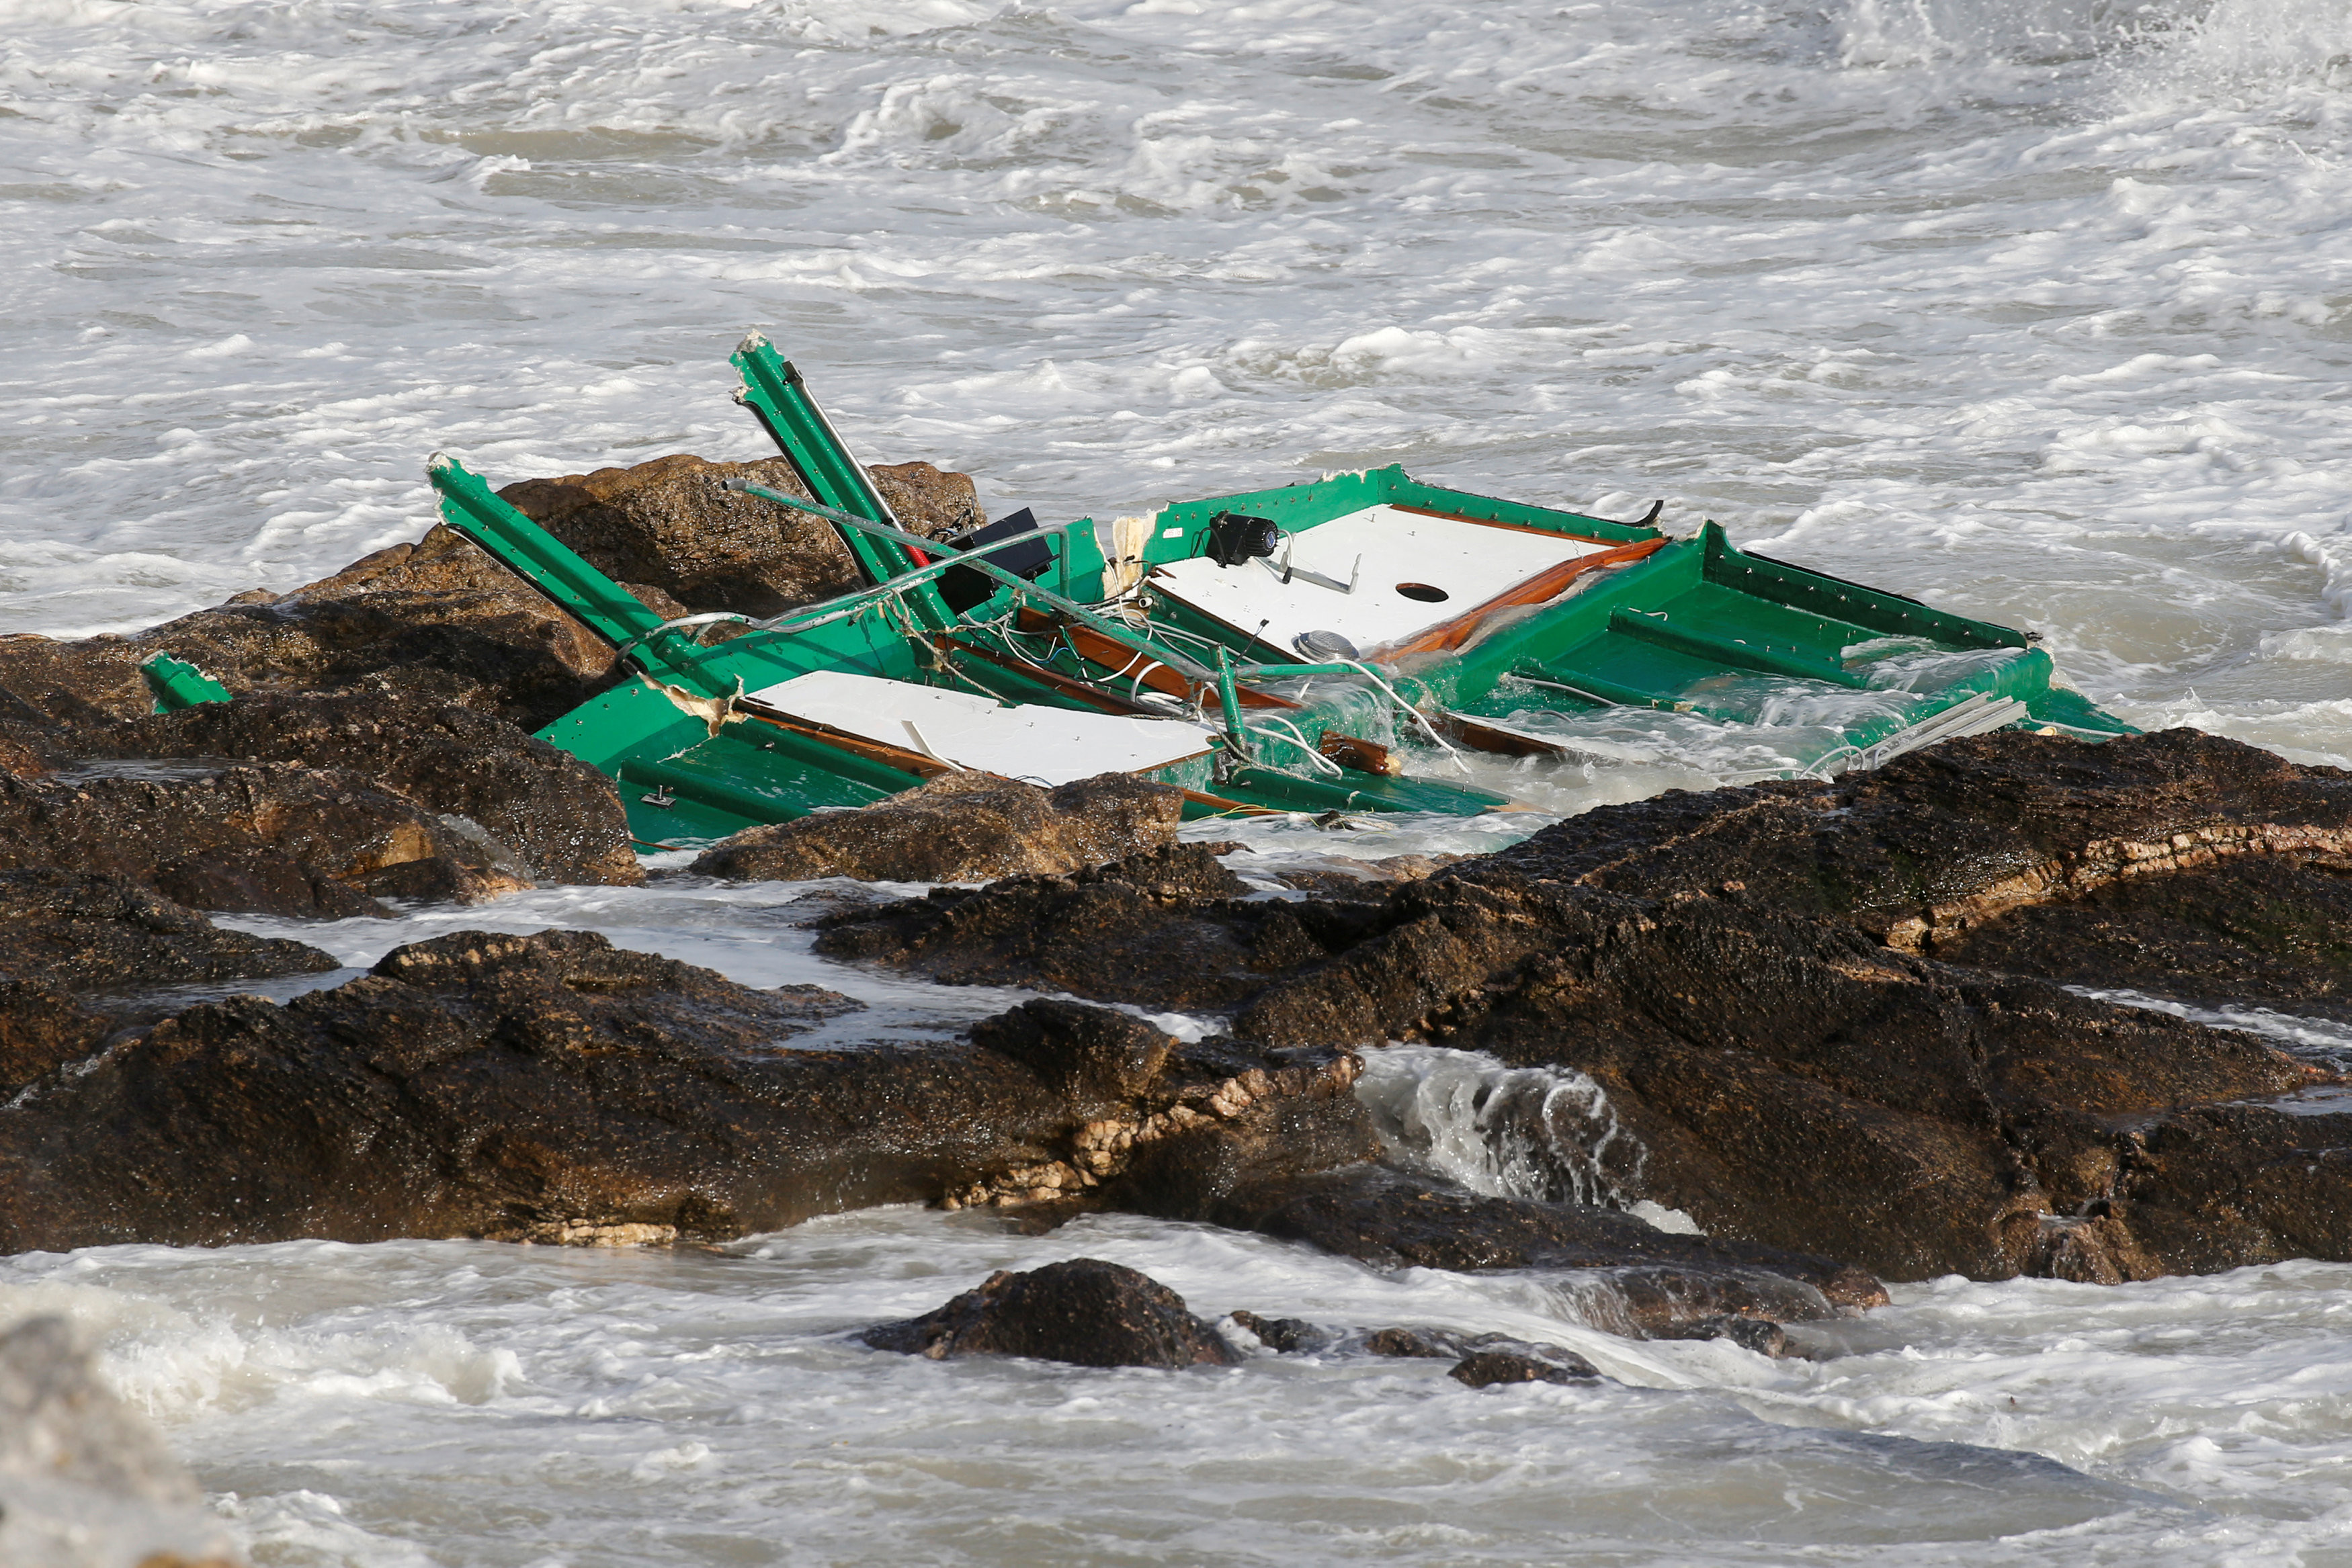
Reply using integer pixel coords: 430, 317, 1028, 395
814, 729, 2352, 1285
0, 454, 2345, 1353
0, 927, 1872, 1348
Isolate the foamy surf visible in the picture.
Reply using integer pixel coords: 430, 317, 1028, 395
5, 0, 2352, 1559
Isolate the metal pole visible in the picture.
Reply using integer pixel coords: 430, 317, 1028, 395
728, 480, 1216, 684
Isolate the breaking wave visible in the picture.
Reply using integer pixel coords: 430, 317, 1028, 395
1353, 1044, 1700, 1233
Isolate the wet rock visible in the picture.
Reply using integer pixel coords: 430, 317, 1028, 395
0, 939, 1365, 1252
861, 1258, 1239, 1369
0, 521, 619, 734
1363, 1327, 1454, 1359
80, 689, 640, 886
867, 460, 986, 538
808, 726, 2352, 1284
0, 982, 108, 1100
1450, 1348, 1599, 1388
0, 868, 341, 1090
942, 1028, 1370, 1212
0, 763, 530, 918
1646, 1314, 1792, 1357
0, 726, 53, 778
1234, 886, 2312, 1281
812, 841, 1363, 1006
0, 868, 333, 992
1926, 853, 2352, 1025
1230, 1310, 1322, 1353
497, 452, 973, 621
0, 1314, 243, 1567
1487, 727, 2352, 971
696, 770, 1183, 885
969, 999, 1171, 1105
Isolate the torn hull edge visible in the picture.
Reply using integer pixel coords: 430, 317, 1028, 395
388, 346, 2134, 848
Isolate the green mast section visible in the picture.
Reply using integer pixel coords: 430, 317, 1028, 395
730, 332, 954, 632
425, 452, 937, 842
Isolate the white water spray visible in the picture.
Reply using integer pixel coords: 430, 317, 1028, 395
1353, 1044, 1700, 1233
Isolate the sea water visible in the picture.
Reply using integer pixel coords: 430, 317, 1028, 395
4, 0, 2352, 1561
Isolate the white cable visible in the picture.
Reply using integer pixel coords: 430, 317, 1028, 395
1254, 715, 1345, 775
1339, 660, 1470, 773
1245, 723, 1345, 775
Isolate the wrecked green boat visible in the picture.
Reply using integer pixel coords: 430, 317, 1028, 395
277, 335, 2129, 848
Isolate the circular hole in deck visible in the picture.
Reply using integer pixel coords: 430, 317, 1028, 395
1395, 582, 1450, 603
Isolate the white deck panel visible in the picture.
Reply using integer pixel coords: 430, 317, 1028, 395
743, 670, 1216, 785
1149, 504, 1607, 656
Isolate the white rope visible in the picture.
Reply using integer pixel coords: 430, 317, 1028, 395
1339, 660, 1470, 773
1252, 715, 1345, 775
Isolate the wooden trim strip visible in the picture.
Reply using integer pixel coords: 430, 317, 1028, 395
1023, 611, 1300, 711
1377, 537, 1669, 658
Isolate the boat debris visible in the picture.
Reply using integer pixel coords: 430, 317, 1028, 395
142, 333, 2139, 846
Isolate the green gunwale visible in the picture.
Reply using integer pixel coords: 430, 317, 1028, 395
403, 343, 2134, 848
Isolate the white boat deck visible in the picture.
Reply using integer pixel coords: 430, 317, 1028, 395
743, 670, 1217, 785
1149, 504, 1607, 656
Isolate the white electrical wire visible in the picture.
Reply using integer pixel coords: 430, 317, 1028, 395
1338, 660, 1470, 773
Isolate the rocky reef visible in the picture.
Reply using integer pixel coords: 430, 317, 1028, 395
0, 451, 2347, 1375
816, 729, 2352, 1285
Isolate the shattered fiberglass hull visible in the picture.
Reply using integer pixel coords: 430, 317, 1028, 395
390, 337, 2136, 848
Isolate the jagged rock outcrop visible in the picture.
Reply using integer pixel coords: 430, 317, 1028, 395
694, 771, 1184, 885
0, 1315, 242, 1568
1488, 726, 2351, 993
0, 763, 530, 918
811, 840, 1343, 1000
810, 730, 2352, 1284
0, 868, 341, 1090
1450, 1347, 1599, 1387
0, 448, 991, 744
80, 690, 640, 886
0, 947, 1882, 1326
497, 452, 976, 621
0, 941, 1375, 1253
862, 1258, 1239, 1369
0, 521, 618, 734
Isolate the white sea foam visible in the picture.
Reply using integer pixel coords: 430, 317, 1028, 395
7, 0, 2352, 1559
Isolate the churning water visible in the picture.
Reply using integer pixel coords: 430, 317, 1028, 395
5, 0, 2352, 1561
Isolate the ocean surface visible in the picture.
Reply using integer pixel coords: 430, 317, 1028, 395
4, 0, 2352, 1561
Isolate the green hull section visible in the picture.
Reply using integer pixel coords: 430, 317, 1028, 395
411, 340, 2133, 849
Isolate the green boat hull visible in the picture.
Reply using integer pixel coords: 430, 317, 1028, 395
318, 337, 2132, 851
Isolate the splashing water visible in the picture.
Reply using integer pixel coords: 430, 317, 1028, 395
1353, 1044, 1703, 1235
7, 0, 2352, 1559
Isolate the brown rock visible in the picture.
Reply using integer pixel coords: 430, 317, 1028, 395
1230, 1310, 1320, 1352
868, 460, 986, 538
696, 770, 1183, 884
861, 1258, 1240, 1368
0, 936, 1349, 1252
0, 868, 343, 1090
1450, 1348, 1599, 1387
0, 764, 529, 918
81, 691, 640, 886
0, 521, 619, 734
496, 452, 977, 621
0, 862, 337, 981
969, 999, 1171, 1104
0, 980, 108, 1098
808, 728, 2352, 1285
810, 841, 1347, 1005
